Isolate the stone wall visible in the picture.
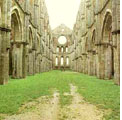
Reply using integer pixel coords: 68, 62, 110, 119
71, 0, 120, 85
0, 0, 53, 84
52, 24, 72, 70
0, 0, 120, 85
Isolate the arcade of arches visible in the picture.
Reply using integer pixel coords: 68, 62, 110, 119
0, 0, 120, 85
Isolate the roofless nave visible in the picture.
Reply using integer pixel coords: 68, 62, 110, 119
0, 0, 120, 85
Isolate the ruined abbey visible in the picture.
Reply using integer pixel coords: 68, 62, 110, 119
0, 0, 120, 85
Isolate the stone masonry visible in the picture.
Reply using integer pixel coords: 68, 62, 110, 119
0, 0, 120, 85
70, 0, 120, 85
0, 0, 53, 84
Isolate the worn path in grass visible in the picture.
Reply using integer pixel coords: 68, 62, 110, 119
0, 71, 120, 120
5, 92, 60, 120
59, 84, 104, 120
5, 85, 104, 120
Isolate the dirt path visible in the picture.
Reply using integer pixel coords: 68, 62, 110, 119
4, 85, 104, 120
59, 84, 104, 120
5, 92, 59, 120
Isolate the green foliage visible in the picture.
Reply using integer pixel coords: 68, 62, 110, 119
0, 71, 120, 120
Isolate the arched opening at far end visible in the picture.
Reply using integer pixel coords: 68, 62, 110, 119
66, 47, 68, 52
9, 10, 22, 77
102, 11, 114, 79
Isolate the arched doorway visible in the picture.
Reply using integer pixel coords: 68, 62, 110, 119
9, 9, 22, 78
102, 11, 113, 79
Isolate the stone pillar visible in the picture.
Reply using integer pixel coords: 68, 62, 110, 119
112, 0, 120, 85
97, 45, 105, 79
23, 1, 29, 78
0, 0, 11, 84
104, 45, 113, 79
22, 44, 27, 78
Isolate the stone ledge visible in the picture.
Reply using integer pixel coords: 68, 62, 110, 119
11, 41, 28, 45
112, 30, 120, 34
0, 27, 11, 32
95, 42, 113, 47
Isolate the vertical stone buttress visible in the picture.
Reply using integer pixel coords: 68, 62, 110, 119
0, 0, 11, 84
23, 0, 29, 78
112, 0, 120, 85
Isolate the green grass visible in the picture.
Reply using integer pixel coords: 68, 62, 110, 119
70, 73, 120, 120
60, 95, 73, 107
0, 70, 120, 120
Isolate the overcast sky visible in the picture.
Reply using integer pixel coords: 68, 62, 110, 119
45, 0, 81, 30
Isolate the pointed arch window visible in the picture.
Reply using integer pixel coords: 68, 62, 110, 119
55, 57, 58, 66
66, 57, 69, 66
61, 57, 64, 66
61, 47, 64, 53
66, 47, 68, 53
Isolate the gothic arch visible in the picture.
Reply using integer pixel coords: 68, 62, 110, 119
11, 8, 22, 42
102, 10, 112, 43
101, 10, 114, 79
9, 8, 23, 78
61, 56, 64, 66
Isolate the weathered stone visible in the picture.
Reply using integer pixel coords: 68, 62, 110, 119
0, 0, 53, 84
71, 0, 120, 85
0, 0, 120, 85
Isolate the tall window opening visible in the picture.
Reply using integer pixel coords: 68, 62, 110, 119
61, 47, 64, 53
55, 57, 58, 66
66, 57, 69, 66
66, 47, 68, 52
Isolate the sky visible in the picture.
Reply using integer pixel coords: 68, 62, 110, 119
45, 0, 81, 30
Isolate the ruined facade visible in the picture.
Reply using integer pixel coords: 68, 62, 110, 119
0, 0, 120, 85
0, 0, 53, 84
71, 0, 120, 85
52, 24, 72, 70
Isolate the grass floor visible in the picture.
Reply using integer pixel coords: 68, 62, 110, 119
0, 70, 120, 120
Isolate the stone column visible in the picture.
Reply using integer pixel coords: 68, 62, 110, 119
23, 1, 29, 78
104, 45, 113, 79
112, 0, 120, 85
0, 0, 11, 84
22, 43, 28, 78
